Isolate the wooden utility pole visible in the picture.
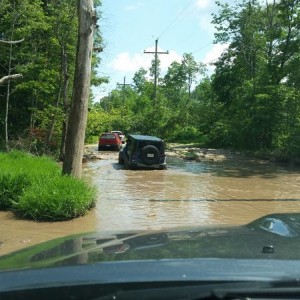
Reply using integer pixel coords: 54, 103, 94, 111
62, 0, 96, 177
144, 39, 168, 104
117, 76, 131, 116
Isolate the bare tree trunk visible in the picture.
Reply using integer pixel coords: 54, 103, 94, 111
59, 50, 69, 161
2, 0, 23, 151
4, 42, 13, 151
62, 0, 95, 177
47, 76, 62, 147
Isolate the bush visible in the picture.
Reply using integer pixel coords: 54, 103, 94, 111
168, 126, 207, 145
85, 135, 99, 144
3, 128, 61, 158
0, 151, 97, 221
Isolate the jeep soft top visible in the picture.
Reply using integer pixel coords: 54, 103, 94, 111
127, 134, 163, 142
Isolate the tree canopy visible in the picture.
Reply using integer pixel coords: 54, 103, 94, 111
0, 0, 102, 158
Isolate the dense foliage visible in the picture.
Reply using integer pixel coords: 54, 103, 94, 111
0, 0, 103, 157
1, 0, 299, 160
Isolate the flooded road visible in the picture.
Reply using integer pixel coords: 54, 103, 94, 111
1, 149, 300, 255
86, 154, 300, 231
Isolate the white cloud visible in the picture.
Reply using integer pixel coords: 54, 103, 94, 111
198, 13, 215, 34
143, 46, 182, 72
203, 43, 228, 64
108, 48, 182, 75
194, 1, 218, 38
195, 0, 211, 10
108, 52, 146, 72
203, 43, 228, 73
124, 2, 144, 11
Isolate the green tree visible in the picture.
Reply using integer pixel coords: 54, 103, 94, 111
211, 0, 300, 150
0, 0, 103, 157
0, 0, 49, 150
133, 68, 147, 93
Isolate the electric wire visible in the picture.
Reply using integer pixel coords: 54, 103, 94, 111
171, 28, 200, 49
143, 0, 225, 73
192, 42, 212, 54
155, 0, 215, 60
158, 0, 195, 39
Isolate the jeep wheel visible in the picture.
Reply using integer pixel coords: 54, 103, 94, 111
141, 145, 160, 165
118, 155, 124, 165
124, 160, 130, 169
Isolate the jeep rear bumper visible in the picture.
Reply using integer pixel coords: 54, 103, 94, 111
129, 161, 167, 170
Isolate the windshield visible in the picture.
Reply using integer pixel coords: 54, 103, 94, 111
1, 0, 300, 283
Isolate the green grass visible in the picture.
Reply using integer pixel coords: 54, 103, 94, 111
0, 174, 30, 209
0, 151, 97, 220
16, 176, 96, 221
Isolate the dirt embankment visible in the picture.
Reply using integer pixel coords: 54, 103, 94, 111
82, 144, 120, 162
165, 144, 247, 162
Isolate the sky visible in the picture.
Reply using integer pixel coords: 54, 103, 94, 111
94, 0, 233, 101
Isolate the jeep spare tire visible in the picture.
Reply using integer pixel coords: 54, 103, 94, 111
141, 145, 160, 165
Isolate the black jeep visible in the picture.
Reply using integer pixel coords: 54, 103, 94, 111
118, 134, 167, 170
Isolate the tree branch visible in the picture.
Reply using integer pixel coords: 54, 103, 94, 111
0, 38, 24, 44
0, 74, 23, 85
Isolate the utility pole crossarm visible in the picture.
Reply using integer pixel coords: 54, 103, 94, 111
117, 76, 132, 88
144, 51, 169, 54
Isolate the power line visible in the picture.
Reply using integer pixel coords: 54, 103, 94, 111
158, 0, 194, 39
154, 0, 212, 59
171, 28, 201, 49
192, 42, 212, 54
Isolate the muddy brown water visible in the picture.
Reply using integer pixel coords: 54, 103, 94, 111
1, 149, 300, 255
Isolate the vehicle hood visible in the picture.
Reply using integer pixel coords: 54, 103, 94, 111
1, 213, 300, 271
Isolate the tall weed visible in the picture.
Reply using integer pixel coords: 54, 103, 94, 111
0, 151, 97, 220
14, 176, 97, 221
0, 174, 30, 209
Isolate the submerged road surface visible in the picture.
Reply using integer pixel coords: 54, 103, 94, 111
1, 147, 300, 255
